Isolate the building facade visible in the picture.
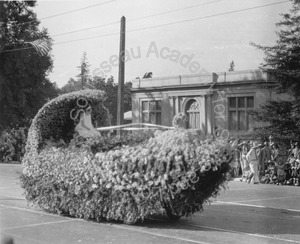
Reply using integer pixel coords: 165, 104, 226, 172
130, 69, 283, 138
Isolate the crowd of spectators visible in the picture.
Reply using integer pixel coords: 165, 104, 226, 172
230, 138, 300, 186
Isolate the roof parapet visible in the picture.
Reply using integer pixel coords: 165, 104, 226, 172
131, 69, 268, 89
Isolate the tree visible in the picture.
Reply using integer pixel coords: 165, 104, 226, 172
252, 0, 300, 98
60, 52, 93, 93
60, 78, 82, 94
228, 60, 235, 72
0, 1, 58, 131
124, 81, 132, 113
60, 75, 132, 125
250, 100, 297, 141
77, 52, 90, 89
250, 0, 300, 142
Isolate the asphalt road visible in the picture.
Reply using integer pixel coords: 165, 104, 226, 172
1, 163, 300, 244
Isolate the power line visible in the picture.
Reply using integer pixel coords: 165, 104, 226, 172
40, 0, 116, 20
0, 31, 120, 53
55, 31, 120, 45
7, 0, 116, 26
128, 0, 222, 22
1, 1, 222, 53
54, 1, 290, 45
52, 0, 221, 37
125, 0, 290, 34
52, 21, 119, 37
0, 0, 290, 53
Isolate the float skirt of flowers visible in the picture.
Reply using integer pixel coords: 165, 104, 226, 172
21, 129, 234, 224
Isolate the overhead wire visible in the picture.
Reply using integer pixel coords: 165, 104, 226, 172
54, 1, 290, 45
52, 0, 221, 37
38, 0, 116, 21
0, 0, 290, 53
52, 21, 119, 37
128, 0, 222, 22
1, 0, 221, 52
5, 0, 117, 27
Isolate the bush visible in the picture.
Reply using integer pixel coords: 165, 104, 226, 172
0, 128, 27, 162
21, 129, 234, 224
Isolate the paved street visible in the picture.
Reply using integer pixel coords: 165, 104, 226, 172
1, 163, 300, 244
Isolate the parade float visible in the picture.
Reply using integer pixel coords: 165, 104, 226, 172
20, 90, 236, 224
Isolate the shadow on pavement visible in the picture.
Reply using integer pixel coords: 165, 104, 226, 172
131, 204, 300, 236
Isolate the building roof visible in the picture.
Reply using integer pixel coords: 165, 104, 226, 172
131, 69, 268, 91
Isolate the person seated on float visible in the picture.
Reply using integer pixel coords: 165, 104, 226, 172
75, 106, 101, 138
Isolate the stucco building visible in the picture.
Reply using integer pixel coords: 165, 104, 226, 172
130, 69, 286, 138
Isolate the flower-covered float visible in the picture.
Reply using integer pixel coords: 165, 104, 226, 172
21, 90, 236, 224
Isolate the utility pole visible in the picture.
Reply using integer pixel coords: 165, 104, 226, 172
117, 16, 126, 136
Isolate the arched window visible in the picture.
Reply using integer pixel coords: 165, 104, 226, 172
185, 99, 200, 129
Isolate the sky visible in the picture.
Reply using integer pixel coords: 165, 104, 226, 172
33, 0, 293, 88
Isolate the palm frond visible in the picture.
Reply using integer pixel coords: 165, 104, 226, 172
25, 38, 51, 56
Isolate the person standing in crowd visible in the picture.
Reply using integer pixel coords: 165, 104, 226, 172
268, 143, 279, 183
271, 143, 280, 163
293, 152, 300, 186
292, 142, 299, 159
233, 147, 241, 178
284, 152, 293, 185
247, 140, 251, 151
294, 158, 300, 186
246, 141, 261, 184
269, 135, 275, 147
256, 143, 263, 179
288, 141, 295, 156
260, 142, 272, 177
289, 156, 298, 185
276, 155, 286, 185
239, 141, 249, 182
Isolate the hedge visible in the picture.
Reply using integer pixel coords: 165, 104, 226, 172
21, 128, 234, 224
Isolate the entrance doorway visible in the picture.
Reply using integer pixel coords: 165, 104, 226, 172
185, 99, 200, 129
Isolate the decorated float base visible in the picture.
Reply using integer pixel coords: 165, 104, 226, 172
20, 90, 235, 224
